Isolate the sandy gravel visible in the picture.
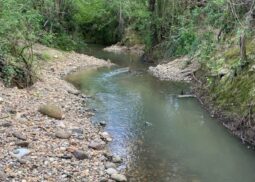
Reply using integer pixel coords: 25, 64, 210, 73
0, 44, 124, 182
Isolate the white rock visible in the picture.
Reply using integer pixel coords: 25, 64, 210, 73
0, 97, 3, 104
111, 173, 127, 182
106, 168, 118, 175
112, 155, 122, 163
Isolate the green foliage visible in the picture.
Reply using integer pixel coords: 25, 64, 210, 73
0, 0, 42, 87
70, 0, 150, 45
53, 33, 77, 51
0, 0, 254, 88
166, 25, 198, 57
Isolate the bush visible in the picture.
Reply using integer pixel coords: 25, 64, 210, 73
0, 0, 42, 87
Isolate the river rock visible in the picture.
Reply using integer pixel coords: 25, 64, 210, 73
112, 155, 122, 163
0, 171, 7, 181
88, 139, 106, 150
72, 150, 89, 160
104, 152, 113, 160
60, 154, 73, 160
55, 129, 72, 139
57, 121, 66, 128
99, 121, 107, 126
100, 177, 108, 182
13, 132, 27, 141
39, 103, 63, 120
0, 97, 3, 104
16, 141, 29, 148
17, 158, 27, 164
67, 89, 80, 96
111, 174, 127, 182
106, 168, 118, 175
11, 148, 30, 159
100, 132, 112, 142
72, 128, 84, 135
104, 162, 117, 169
1, 122, 12, 127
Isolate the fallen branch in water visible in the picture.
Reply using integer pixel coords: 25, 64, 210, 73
178, 95, 196, 98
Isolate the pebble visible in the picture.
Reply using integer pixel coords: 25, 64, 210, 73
16, 141, 29, 148
60, 154, 73, 160
72, 128, 84, 135
13, 132, 27, 141
0, 97, 3, 104
111, 174, 127, 182
104, 152, 113, 160
106, 168, 118, 175
100, 177, 108, 182
104, 162, 117, 169
17, 158, 27, 164
100, 132, 112, 142
72, 150, 89, 160
0, 171, 7, 181
11, 148, 30, 159
55, 129, 72, 139
99, 121, 107, 126
112, 155, 122, 163
1, 122, 12, 127
88, 140, 106, 150
57, 121, 66, 128
38, 104, 63, 120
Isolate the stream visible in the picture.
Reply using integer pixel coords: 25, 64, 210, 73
67, 45, 255, 182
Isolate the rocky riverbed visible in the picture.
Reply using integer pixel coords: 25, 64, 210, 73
0, 44, 127, 182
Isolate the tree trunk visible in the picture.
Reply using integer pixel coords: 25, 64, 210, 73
240, 34, 247, 62
148, 0, 157, 46
149, 0, 156, 12
118, 2, 125, 40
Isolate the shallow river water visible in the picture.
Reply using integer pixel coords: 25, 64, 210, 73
68, 45, 255, 182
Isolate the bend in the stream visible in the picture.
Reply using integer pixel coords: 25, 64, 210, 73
67, 45, 255, 182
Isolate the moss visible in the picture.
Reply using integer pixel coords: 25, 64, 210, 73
35, 52, 52, 62
247, 41, 255, 54
223, 47, 239, 60
202, 38, 255, 123
41, 52, 51, 61
209, 70, 255, 120
122, 29, 143, 46
223, 40, 255, 61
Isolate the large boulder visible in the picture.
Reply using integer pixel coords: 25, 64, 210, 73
39, 103, 63, 120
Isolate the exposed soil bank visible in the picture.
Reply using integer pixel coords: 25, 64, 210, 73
148, 56, 255, 147
0, 44, 125, 181
103, 44, 145, 56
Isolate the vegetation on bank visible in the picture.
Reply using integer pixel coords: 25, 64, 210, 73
0, 0, 149, 87
1, 0, 255, 130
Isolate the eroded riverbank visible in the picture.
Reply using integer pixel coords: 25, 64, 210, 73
0, 44, 126, 181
